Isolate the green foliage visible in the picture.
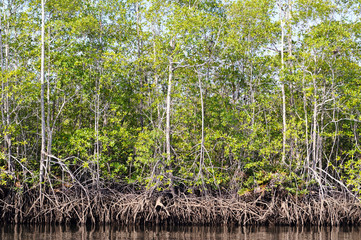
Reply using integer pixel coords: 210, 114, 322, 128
0, 166, 13, 186
1, 0, 361, 198
341, 150, 361, 195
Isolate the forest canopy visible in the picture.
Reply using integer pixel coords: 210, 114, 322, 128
1, 0, 361, 199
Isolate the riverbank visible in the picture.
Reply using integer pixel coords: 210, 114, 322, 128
1, 185, 360, 225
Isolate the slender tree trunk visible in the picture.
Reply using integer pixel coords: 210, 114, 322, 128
0, 10, 4, 165
279, 1, 287, 165
302, 66, 310, 177
136, 2, 144, 129
327, 68, 338, 167
318, 83, 326, 175
40, 0, 46, 188
94, 80, 100, 189
93, 11, 104, 190
46, 26, 52, 174
5, 27, 11, 175
287, 0, 294, 166
153, 26, 162, 162
312, 76, 317, 171
198, 72, 205, 178
165, 40, 175, 193
249, 65, 255, 129
152, 29, 161, 131
2, 8, 13, 176
166, 46, 173, 164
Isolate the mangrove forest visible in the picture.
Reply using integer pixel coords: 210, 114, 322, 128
1, 0, 361, 225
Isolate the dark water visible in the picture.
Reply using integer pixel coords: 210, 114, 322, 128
0, 224, 360, 240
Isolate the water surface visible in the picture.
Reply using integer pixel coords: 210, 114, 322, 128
0, 224, 360, 240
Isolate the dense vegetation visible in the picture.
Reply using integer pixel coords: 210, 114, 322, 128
1, 0, 361, 223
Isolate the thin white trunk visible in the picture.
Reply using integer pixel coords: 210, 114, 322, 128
0, 11, 5, 169
287, 0, 294, 165
318, 84, 326, 174
166, 52, 173, 164
312, 77, 317, 171
165, 40, 175, 193
2, 8, 12, 175
198, 73, 205, 177
5, 24, 11, 174
136, 2, 143, 129
153, 37, 160, 130
302, 68, 310, 175
279, 1, 287, 164
94, 11, 103, 190
94, 84, 100, 189
40, 0, 46, 185
0, 12, 3, 129
46, 26, 52, 173
152, 27, 162, 164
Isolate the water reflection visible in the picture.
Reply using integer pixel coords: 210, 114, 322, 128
0, 224, 360, 240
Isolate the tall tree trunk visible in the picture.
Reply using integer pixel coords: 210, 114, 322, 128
93, 10, 104, 191
318, 83, 326, 175
312, 76, 318, 171
46, 26, 52, 174
198, 71, 205, 180
152, 28, 161, 131
94, 79, 100, 190
302, 66, 310, 177
2, 8, 13, 176
166, 43, 173, 165
0, 9, 5, 168
164, 40, 175, 193
287, 0, 295, 165
40, 0, 46, 189
279, 1, 287, 165
136, 2, 144, 129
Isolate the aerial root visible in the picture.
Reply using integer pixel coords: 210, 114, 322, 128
1, 187, 361, 225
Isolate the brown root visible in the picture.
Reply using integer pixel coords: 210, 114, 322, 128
1, 185, 361, 225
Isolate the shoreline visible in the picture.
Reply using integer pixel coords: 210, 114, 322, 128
1, 186, 360, 226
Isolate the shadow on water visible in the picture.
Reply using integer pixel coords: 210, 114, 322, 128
0, 224, 360, 240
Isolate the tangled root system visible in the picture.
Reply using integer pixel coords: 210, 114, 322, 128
1, 185, 360, 226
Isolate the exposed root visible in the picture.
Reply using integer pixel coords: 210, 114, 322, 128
0, 186, 361, 225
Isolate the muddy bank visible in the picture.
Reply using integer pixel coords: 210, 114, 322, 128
0, 185, 360, 225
